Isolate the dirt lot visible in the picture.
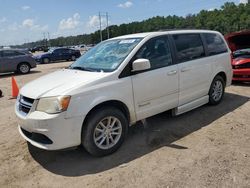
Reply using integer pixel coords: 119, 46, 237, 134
0, 62, 249, 188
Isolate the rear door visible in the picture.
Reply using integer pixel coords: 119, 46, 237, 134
61, 49, 71, 60
52, 49, 63, 61
131, 36, 179, 120
171, 33, 211, 106
0, 51, 6, 73
0, 50, 22, 72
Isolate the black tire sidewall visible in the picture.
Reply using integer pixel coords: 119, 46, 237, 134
82, 107, 128, 157
208, 75, 225, 105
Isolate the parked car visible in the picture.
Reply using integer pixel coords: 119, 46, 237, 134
232, 48, 250, 81
30, 46, 49, 53
34, 48, 81, 64
16, 30, 232, 156
0, 49, 36, 74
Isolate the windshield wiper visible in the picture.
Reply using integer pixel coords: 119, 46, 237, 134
69, 66, 97, 72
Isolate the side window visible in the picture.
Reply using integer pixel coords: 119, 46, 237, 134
135, 36, 173, 69
173, 34, 205, 62
203, 33, 228, 56
53, 49, 60, 54
2, 50, 22, 57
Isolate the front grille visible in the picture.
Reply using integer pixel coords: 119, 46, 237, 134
233, 62, 250, 69
18, 95, 34, 115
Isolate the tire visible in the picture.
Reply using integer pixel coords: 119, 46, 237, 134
71, 55, 76, 61
42, 58, 50, 64
82, 107, 128, 157
17, 63, 30, 74
208, 75, 225, 105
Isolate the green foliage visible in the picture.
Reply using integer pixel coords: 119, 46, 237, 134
13, 2, 250, 48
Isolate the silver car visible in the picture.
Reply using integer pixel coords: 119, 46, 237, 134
0, 49, 36, 74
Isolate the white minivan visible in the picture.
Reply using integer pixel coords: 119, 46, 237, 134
16, 30, 232, 156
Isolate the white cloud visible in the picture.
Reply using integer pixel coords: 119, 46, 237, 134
22, 19, 34, 28
208, 8, 215, 11
59, 13, 80, 30
87, 15, 109, 28
22, 18, 48, 31
21, 5, 30, 10
0, 17, 7, 23
118, 1, 133, 8
240, 0, 248, 4
87, 15, 99, 28
32, 24, 48, 31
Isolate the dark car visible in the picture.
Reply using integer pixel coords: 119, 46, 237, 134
30, 46, 49, 53
0, 49, 36, 74
34, 48, 81, 64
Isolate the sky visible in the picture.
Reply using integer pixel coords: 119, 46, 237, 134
0, 0, 242, 46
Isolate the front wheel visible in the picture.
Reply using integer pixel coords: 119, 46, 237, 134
82, 107, 128, 156
71, 55, 76, 61
208, 75, 225, 105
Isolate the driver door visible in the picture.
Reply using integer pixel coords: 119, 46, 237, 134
131, 36, 179, 120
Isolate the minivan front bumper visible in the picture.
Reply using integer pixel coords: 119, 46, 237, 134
15, 97, 84, 150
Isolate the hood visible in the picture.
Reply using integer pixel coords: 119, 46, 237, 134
20, 69, 108, 99
232, 58, 250, 65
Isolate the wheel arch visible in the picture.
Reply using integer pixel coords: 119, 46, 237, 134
82, 100, 131, 128
216, 71, 227, 84
17, 62, 31, 70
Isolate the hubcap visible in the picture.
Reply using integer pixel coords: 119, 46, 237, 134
72, 56, 76, 61
93, 116, 122, 150
20, 64, 29, 73
211, 80, 223, 102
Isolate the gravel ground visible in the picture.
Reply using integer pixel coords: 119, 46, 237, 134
0, 62, 249, 188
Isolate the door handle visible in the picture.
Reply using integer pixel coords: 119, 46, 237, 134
181, 67, 191, 72
167, 70, 177, 75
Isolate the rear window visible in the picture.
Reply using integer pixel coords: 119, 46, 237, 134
173, 34, 205, 62
203, 33, 228, 56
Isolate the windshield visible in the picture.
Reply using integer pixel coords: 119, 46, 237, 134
233, 48, 250, 59
70, 38, 142, 72
48, 48, 55, 53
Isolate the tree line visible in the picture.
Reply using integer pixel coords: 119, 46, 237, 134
13, 2, 250, 48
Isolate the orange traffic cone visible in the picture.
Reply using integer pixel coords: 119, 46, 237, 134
11, 76, 19, 99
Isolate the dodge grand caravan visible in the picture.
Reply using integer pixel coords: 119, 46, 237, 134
16, 30, 232, 156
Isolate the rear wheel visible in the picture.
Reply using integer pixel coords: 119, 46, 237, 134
82, 107, 128, 157
17, 63, 30, 74
208, 75, 225, 105
42, 58, 50, 64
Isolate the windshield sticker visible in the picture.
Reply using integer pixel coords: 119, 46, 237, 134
119, 39, 136, 44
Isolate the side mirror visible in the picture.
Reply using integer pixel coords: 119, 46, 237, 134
132, 59, 151, 72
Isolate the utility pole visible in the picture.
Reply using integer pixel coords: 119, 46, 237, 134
99, 12, 102, 41
106, 12, 109, 39
43, 32, 47, 47
47, 32, 50, 47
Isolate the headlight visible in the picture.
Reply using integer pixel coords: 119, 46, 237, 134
36, 96, 71, 114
